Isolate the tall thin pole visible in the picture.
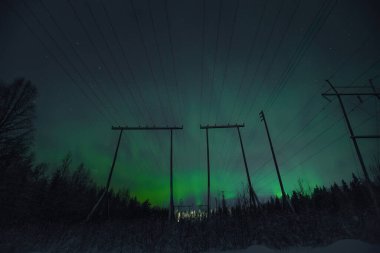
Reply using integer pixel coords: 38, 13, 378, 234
326, 80, 370, 182
260, 111, 292, 210
323, 80, 379, 214
206, 128, 210, 217
237, 127, 259, 207
169, 129, 175, 221
86, 129, 123, 222
201, 124, 253, 214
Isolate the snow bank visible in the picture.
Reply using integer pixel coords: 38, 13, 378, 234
209, 240, 380, 253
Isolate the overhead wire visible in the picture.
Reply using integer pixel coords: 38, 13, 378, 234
198, 0, 206, 189
286, 113, 376, 175
228, 0, 337, 174
67, 0, 137, 123
328, 35, 371, 81
100, 0, 156, 125
86, 1, 150, 124
37, 0, 120, 123
241, 0, 285, 121
87, 0, 165, 169
214, 0, 240, 123
237, 0, 336, 147
269, 34, 373, 146
206, 0, 223, 122
72, 0, 162, 171
258, 0, 302, 105
129, 0, 168, 124
264, 0, 337, 112
254, 96, 371, 184
100, 0, 166, 171
229, 0, 269, 123
220, 0, 286, 171
15, 0, 114, 125
164, 0, 184, 124
212, 0, 241, 176
348, 56, 380, 86
219, 0, 275, 183
147, 0, 175, 123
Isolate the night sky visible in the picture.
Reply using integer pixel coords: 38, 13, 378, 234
1, 0, 379, 207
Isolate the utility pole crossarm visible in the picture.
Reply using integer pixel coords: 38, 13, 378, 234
87, 124, 183, 223
369, 79, 380, 99
199, 122, 260, 215
323, 79, 380, 213
112, 125, 183, 130
322, 79, 380, 100
322, 92, 380, 97
200, 123, 244, 129
352, 135, 380, 139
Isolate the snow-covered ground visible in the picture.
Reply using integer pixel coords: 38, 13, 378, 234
208, 240, 380, 253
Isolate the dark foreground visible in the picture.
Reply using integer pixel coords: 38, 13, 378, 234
1, 209, 380, 253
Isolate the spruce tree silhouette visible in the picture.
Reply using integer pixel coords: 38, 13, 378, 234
0, 79, 36, 223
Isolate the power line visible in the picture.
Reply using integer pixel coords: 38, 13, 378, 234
328, 35, 371, 80
37, 0, 120, 123
265, 0, 337, 112
129, 0, 168, 124
214, 0, 240, 123
211, 0, 242, 171
164, 0, 184, 124
198, 0, 206, 181
229, 0, 269, 123
71, 1, 164, 174
90, 0, 166, 173
272, 87, 329, 143
264, 0, 332, 110
100, 0, 166, 171
258, 0, 301, 102
199, 0, 206, 123
254, 98, 371, 184
206, 0, 223, 122
348, 56, 380, 86
230, 0, 336, 168
100, 0, 156, 125
287, 113, 376, 173
21, 0, 115, 123
86, 1, 149, 124
217, 0, 273, 177
235, 105, 334, 183
242, 0, 285, 120
221, 0, 286, 171
269, 34, 374, 145
147, 0, 175, 122
6, 0, 113, 125
67, 0, 137, 123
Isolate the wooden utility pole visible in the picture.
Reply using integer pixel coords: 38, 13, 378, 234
200, 124, 260, 215
323, 80, 380, 183
236, 126, 260, 207
86, 125, 183, 222
86, 129, 123, 222
206, 128, 210, 217
169, 129, 174, 220
322, 80, 380, 213
260, 111, 293, 211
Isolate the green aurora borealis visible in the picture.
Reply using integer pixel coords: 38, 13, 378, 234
1, 0, 379, 207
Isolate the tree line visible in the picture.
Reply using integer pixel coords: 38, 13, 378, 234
1, 79, 379, 226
